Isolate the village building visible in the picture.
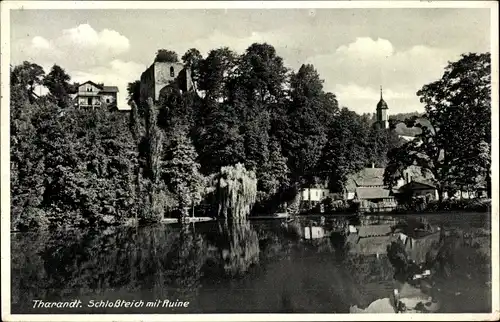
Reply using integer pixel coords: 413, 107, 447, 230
301, 188, 330, 203
344, 166, 397, 212
397, 181, 438, 201
139, 61, 193, 103
75, 81, 118, 109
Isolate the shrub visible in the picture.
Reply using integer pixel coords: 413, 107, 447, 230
13, 207, 49, 232
426, 198, 490, 212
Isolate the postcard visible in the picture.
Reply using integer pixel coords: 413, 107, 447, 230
1, 1, 498, 321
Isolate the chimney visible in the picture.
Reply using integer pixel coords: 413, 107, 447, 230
371, 163, 375, 168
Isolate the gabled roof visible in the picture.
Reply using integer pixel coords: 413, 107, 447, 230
356, 187, 392, 200
79, 80, 103, 89
78, 81, 118, 93
358, 225, 392, 238
346, 168, 385, 191
100, 86, 119, 93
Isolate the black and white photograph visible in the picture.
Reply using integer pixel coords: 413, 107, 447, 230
1, 1, 498, 321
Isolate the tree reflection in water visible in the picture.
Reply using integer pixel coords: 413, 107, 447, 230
211, 220, 260, 277
10, 221, 405, 313
11, 225, 208, 311
163, 224, 207, 300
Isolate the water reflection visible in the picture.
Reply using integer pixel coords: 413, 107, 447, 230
11, 219, 404, 313
163, 225, 207, 299
204, 220, 260, 277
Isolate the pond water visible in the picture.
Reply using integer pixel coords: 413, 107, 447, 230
11, 219, 396, 314
10, 214, 491, 314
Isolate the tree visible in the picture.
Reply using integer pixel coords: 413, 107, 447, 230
142, 98, 165, 223
163, 127, 205, 218
385, 52, 491, 200
196, 102, 246, 175
284, 64, 328, 185
258, 139, 290, 198
182, 48, 203, 92
10, 84, 47, 230
319, 108, 369, 192
232, 43, 289, 174
212, 163, 257, 220
154, 49, 179, 63
11, 61, 45, 96
365, 126, 402, 168
236, 43, 288, 105
127, 80, 141, 107
128, 101, 144, 222
198, 47, 238, 102
43, 64, 72, 108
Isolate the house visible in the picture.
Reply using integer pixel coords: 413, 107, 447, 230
301, 188, 330, 202
76, 81, 118, 109
345, 166, 386, 200
345, 166, 398, 211
140, 61, 193, 103
397, 181, 438, 201
355, 187, 396, 211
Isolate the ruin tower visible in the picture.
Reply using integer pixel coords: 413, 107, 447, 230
376, 85, 389, 129
139, 61, 193, 103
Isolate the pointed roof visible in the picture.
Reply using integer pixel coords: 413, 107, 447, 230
79, 80, 103, 89
377, 85, 388, 110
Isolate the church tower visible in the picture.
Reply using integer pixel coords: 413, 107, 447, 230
376, 86, 389, 129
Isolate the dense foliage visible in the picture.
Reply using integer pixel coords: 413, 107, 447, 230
385, 53, 491, 200
11, 47, 490, 230
11, 83, 137, 230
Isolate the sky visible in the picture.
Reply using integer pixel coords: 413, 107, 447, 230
10, 8, 491, 112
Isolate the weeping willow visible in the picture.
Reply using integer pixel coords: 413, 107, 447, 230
215, 163, 257, 220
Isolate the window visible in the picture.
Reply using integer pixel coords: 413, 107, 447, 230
170, 66, 175, 77
106, 99, 110, 103
88, 98, 92, 105
87, 86, 92, 92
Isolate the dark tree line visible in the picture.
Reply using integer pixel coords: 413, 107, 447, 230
128, 44, 401, 213
11, 45, 489, 230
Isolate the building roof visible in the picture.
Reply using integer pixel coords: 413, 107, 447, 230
356, 187, 392, 200
100, 86, 119, 93
377, 98, 388, 110
358, 225, 392, 238
377, 87, 388, 110
346, 168, 385, 191
78, 81, 118, 93
79, 80, 103, 89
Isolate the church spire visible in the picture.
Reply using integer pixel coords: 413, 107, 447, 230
376, 84, 389, 129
